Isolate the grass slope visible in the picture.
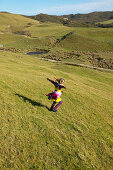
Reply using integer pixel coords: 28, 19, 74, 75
0, 13, 113, 69
0, 34, 50, 52
29, 11, 113, 26
0, 12, 39, 34
0, 13, 113, 53
99, 19, 113, 25
1, 22, 113, 53
25, 23, 73, 38
0, 12, 39, 27
57, 28, 113, 52
0, 51, 113, 169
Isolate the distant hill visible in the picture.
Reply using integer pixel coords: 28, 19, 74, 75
28, 13, 89, 27
28, 11, 113, 27
64, 11, 113, 23
28, 13, 62, 23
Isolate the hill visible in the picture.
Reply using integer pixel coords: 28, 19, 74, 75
28, 13, 88, 27
29, 11, 113, 27
98, 19, 113, 25
96, 19, 113, 28
28, 13, 62, 23
0, 11, 113, 169
0, 12, 39, 34
0, 12, 39, 26
0, 50, 113, 169
0, 12, 113, 69
64, 11, 113, 23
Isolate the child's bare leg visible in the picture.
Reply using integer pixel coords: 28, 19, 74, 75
53, 101, 63, 111
50, 101, 56, 110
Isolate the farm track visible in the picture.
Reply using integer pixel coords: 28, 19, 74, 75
41, 58, 113, 72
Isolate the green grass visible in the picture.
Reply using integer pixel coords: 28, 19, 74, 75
0, 34, 50, 52
0, 13, 113, 169
0, 13, 113, 70
26, 24, 113, 52
0, 12, 39, 27
1, 24, 113, 54
99, 19, 113, 25
0, 51, 113, 169
57, 28, 113, 52
25, 23, 73, 38
0, 13, 113, 53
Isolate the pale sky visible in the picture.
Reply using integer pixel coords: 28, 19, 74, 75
0, 0, 113, 15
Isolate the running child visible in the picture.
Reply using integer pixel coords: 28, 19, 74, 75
46, 77, 66, 112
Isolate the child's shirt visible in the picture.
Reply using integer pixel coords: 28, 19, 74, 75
47, 78, 65, 102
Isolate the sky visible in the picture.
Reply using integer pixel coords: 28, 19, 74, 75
0, 0, 113, 16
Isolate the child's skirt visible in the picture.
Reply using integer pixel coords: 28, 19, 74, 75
46, 92, 62, 103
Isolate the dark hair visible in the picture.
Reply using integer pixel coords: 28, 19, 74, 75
56, 78, 65, 84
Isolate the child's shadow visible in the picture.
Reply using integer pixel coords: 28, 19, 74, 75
15, 93, 49, 110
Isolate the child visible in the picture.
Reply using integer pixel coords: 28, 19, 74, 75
46, 78, 66, 112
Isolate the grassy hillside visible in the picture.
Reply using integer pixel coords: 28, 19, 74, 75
0, 12, 39, 26
0, 34, 50, 52
1, 20, 113, 52
0, 12, 39, 34
28, 13, 62, 23
100, 19, 113, 25
0, 13, 113, 52
57, 27, 113, 51
25, 23, 73, 38
29, 11, 113, 27
96, 19, 113, 28
0, 13, 113, 69
0, 50, 113, 169
65, 11, 113, 23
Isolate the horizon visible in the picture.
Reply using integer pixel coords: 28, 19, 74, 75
0, 0, 113, 16
0, 10, 113, 17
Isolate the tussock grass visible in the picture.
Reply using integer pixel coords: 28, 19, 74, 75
0, 51, 113, 169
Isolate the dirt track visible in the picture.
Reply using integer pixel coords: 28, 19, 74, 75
41, 58, 113, 72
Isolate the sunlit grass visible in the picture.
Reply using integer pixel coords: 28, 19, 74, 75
99, 19, 113, 24
0, 51, 113, 169
25, 23, 73, 38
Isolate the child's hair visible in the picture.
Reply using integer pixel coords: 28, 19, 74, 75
56, 78, 65, 84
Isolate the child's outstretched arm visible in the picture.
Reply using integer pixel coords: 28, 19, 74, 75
47, 78, 57, 86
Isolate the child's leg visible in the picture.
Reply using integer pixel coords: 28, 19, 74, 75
50, 101, 56, 110
53, 101, 63, 111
